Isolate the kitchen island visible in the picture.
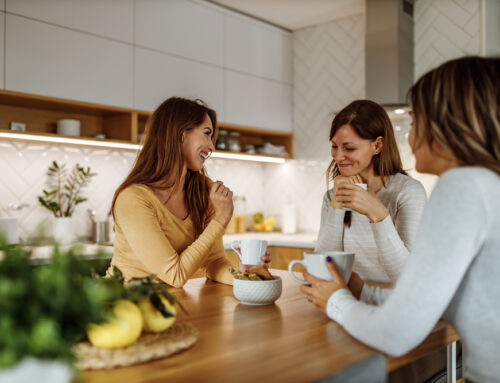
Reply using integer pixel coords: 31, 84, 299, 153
82, 270, 459, 383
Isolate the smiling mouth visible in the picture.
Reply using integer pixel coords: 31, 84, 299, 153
200, 151, 211, 160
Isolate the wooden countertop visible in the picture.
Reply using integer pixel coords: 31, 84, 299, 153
82, 270, 458, 383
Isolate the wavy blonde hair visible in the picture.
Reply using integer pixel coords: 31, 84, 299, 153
409, 56, 500, 174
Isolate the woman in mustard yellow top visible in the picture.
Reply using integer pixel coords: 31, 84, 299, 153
108, 97, 270, 287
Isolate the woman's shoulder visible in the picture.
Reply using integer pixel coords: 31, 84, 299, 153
438, 167, 500, 191
116, 184, 155, 205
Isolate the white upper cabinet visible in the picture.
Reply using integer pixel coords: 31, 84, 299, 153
136, 0, 224, 67
225, 15, 292, 84
6, 0, 133, 43
6, 15, 133, 108
135, 47, 224, 118
225, 71, 292, 132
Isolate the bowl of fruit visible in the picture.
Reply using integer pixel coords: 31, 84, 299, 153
252, 212, 275, 232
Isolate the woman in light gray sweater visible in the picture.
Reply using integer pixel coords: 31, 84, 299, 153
317, 100, 427, 284
302, 56, 500, 382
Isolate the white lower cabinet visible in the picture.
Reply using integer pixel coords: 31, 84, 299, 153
225, 71, 292, 133
134, 47, 225, 118
5, 14, 133, 108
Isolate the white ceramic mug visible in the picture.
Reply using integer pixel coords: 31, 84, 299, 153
344, 183, 367, 211
231, 239, 267, 266
0, 218, 19, 244
288, 251, 355, 285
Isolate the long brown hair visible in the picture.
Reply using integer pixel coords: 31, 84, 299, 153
326, 99, 406, 191
111, 97, 218, 237
409, 56, 500, 174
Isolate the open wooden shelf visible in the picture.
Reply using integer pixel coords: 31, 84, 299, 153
0, 90, 293, 160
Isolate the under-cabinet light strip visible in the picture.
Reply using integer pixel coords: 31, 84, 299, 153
0, 132, 141, 150
0, 132, 286, 164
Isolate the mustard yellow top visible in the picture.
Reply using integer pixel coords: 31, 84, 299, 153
107, 184, 234, 288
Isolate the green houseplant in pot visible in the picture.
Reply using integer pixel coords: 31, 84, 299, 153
0, 237, 115, 382
38, 161, 96, 244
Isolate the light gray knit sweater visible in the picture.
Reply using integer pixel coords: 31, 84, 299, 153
327, 167, 500, 382
316, 173, 427, 283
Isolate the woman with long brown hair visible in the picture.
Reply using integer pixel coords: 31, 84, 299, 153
302, 56, 500, 382
108, 97, 270, 288
316, 100, 427, 284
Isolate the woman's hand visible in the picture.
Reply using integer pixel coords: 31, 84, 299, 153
239, 251, 272, 272
300, 257, 348, 313
335, 183, 388, 223
210, 181, 233, 227
330, 175, 364, 209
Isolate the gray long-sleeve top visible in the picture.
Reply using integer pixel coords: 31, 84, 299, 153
316, 173, 427, 283
327, 167, 500, 383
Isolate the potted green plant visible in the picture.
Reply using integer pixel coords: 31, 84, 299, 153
0, 238, 113, 382
0, 237, 183, 380
38, 161, 96, 244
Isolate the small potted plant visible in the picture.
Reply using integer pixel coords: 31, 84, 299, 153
0, 238, 113, 382
38, 161, 96, 244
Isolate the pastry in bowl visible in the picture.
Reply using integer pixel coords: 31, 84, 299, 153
230, 267, 282, 306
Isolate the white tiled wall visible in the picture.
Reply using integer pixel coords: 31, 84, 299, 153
0, 142, 266, 241
414, 0, 482, 79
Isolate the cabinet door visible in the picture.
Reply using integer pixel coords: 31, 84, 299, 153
225, 71, 292, 132
6, 15, 133, 108
6, 0, 133, 42
135, 47, 224, 117
136, 0, 224, 67
225, 14, 292, 84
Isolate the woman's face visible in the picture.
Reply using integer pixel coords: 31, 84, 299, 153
331, 124, 380, 177
182, 113, 215, 172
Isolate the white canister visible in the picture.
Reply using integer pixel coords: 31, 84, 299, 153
281, 203, 296, 234
0, 218, 19, 244
57, 119, 81, 137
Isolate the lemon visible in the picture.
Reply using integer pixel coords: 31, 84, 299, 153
138, 295, 177, 333
87, 299, 143, 349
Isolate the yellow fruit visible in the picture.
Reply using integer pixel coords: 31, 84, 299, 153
87, 300, 143, 349
138, 295, 177, 333
253, 212, 264, 224
253, 222, 265, 232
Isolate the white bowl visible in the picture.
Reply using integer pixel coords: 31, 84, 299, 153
57, 119, 81, 137
233, 276, 282, 306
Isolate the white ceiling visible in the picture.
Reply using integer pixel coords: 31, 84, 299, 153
208, 0, 365, 31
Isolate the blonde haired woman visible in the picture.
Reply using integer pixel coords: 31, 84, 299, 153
302, 56, 500, 382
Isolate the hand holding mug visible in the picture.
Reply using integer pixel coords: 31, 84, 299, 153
335, 183, 388, 222
210, 181, 233, 227
231, 239, 270, 271
300, 256, 349, 313
240, 251, 272, 272
330, 175, 364, 209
